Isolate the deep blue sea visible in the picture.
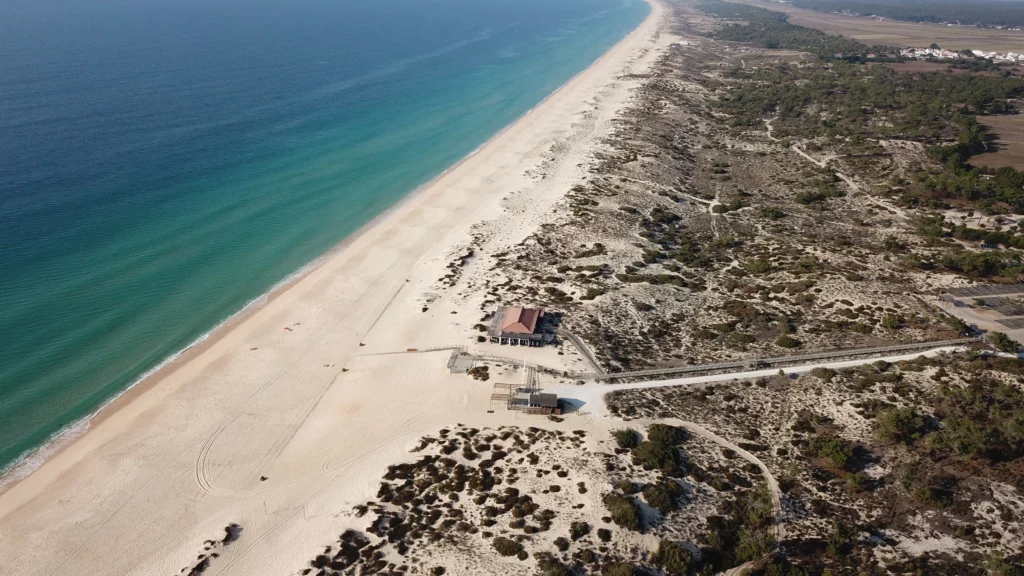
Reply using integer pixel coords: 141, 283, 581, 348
0, 0, 648, 475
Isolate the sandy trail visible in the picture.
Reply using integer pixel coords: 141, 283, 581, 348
790, 143, 908, 218
674, 420, 782, 576
0, 3, 668, 575
632, 417, 784, 539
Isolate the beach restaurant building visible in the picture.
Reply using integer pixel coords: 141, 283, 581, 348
525, 392, 562, 415
508, 391, 563, 415
489, 306, 546, 346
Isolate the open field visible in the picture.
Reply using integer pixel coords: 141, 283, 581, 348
882, 61, 959, 74
881, 61, 1019, 74
726, 0, 1024, 51
972, 114, 1024, 171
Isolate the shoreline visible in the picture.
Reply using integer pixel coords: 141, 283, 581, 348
0, 1, 666, 573
0, 9, 651, 493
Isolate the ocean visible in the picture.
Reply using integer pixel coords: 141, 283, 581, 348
0, 0, 649, 476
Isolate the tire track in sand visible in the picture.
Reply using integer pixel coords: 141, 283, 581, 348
192, 258, 402, 496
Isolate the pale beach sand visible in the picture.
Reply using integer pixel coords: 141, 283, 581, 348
0, 2, 667, 573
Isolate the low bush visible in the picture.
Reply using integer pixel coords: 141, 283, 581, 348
775, 335, 802, 348
612, 428, 641, 449
615, 480, 642, 494
603, 493, 640, 531
632, 440, 680, 472
807, 433, 854, 470
809, 367, 836, 382
536, 554, 572, 576
874, 406, 928, 444
493, 536, 522, 557
649, 423, 685, 444
655, 539, 693, 575
602, 563, 636, 576
570, 521, 591, 541
642, 482, 679, 514
991, 331, 1021, 353
881, 314, 905, 330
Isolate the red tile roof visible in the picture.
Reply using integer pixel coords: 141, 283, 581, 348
500, 307, 544, 334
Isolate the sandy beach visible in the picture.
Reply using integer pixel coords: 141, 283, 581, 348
0, 2, 666, 574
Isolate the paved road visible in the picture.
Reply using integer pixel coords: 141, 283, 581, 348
545, 344, 970, 418
577, 338, 978, 381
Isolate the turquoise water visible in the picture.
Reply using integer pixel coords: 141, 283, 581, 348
0, 0, 649, 473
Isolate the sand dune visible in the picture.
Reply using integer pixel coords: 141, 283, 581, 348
0, 2, 666, 574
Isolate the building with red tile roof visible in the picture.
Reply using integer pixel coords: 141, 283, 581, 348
500, 306, 543, 334
488, 306, 548, 346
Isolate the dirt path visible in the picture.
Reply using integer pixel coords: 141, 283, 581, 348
790, 143, 834, 169
632, 417, 783, 576
790, 144, 909, 219
544, 343, 970, 425
766, 123, 906, 219
679, 421, 783, 540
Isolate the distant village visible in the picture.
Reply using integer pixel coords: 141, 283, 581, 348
900, 46, 1024, 63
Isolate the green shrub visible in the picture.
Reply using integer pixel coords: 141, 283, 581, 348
744, 258, 773, 274
982, 553, 1024, 576
874, 407, 928, 444
731, 332, 757, 344
775, 335, 802, 348
882, 235, 906, 252
795, 190, 827, 204
642, 483, 678, 514
615, 480, 642, 494
914, 485, 953, 509
569, 521, 591, 541
774, 311, 798, 334
940, 313, 967, 333
807, 433, 854, 470
647, 423, 686, 444
602, 563, 636, 576
809, 367, 836, 382
990, 331, 1021, 353
537, 555, 572, 576
631, 440, 679, 472
849, 322, 873, 334
577, 549, 597, 565
655, 539, 693, 575
493, 536, 523, 557
880, 314, 905, 329
612, 428, 641, 449
826, 520, 858, 557
603, 493, 640, 531
736, 527, 776, 562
